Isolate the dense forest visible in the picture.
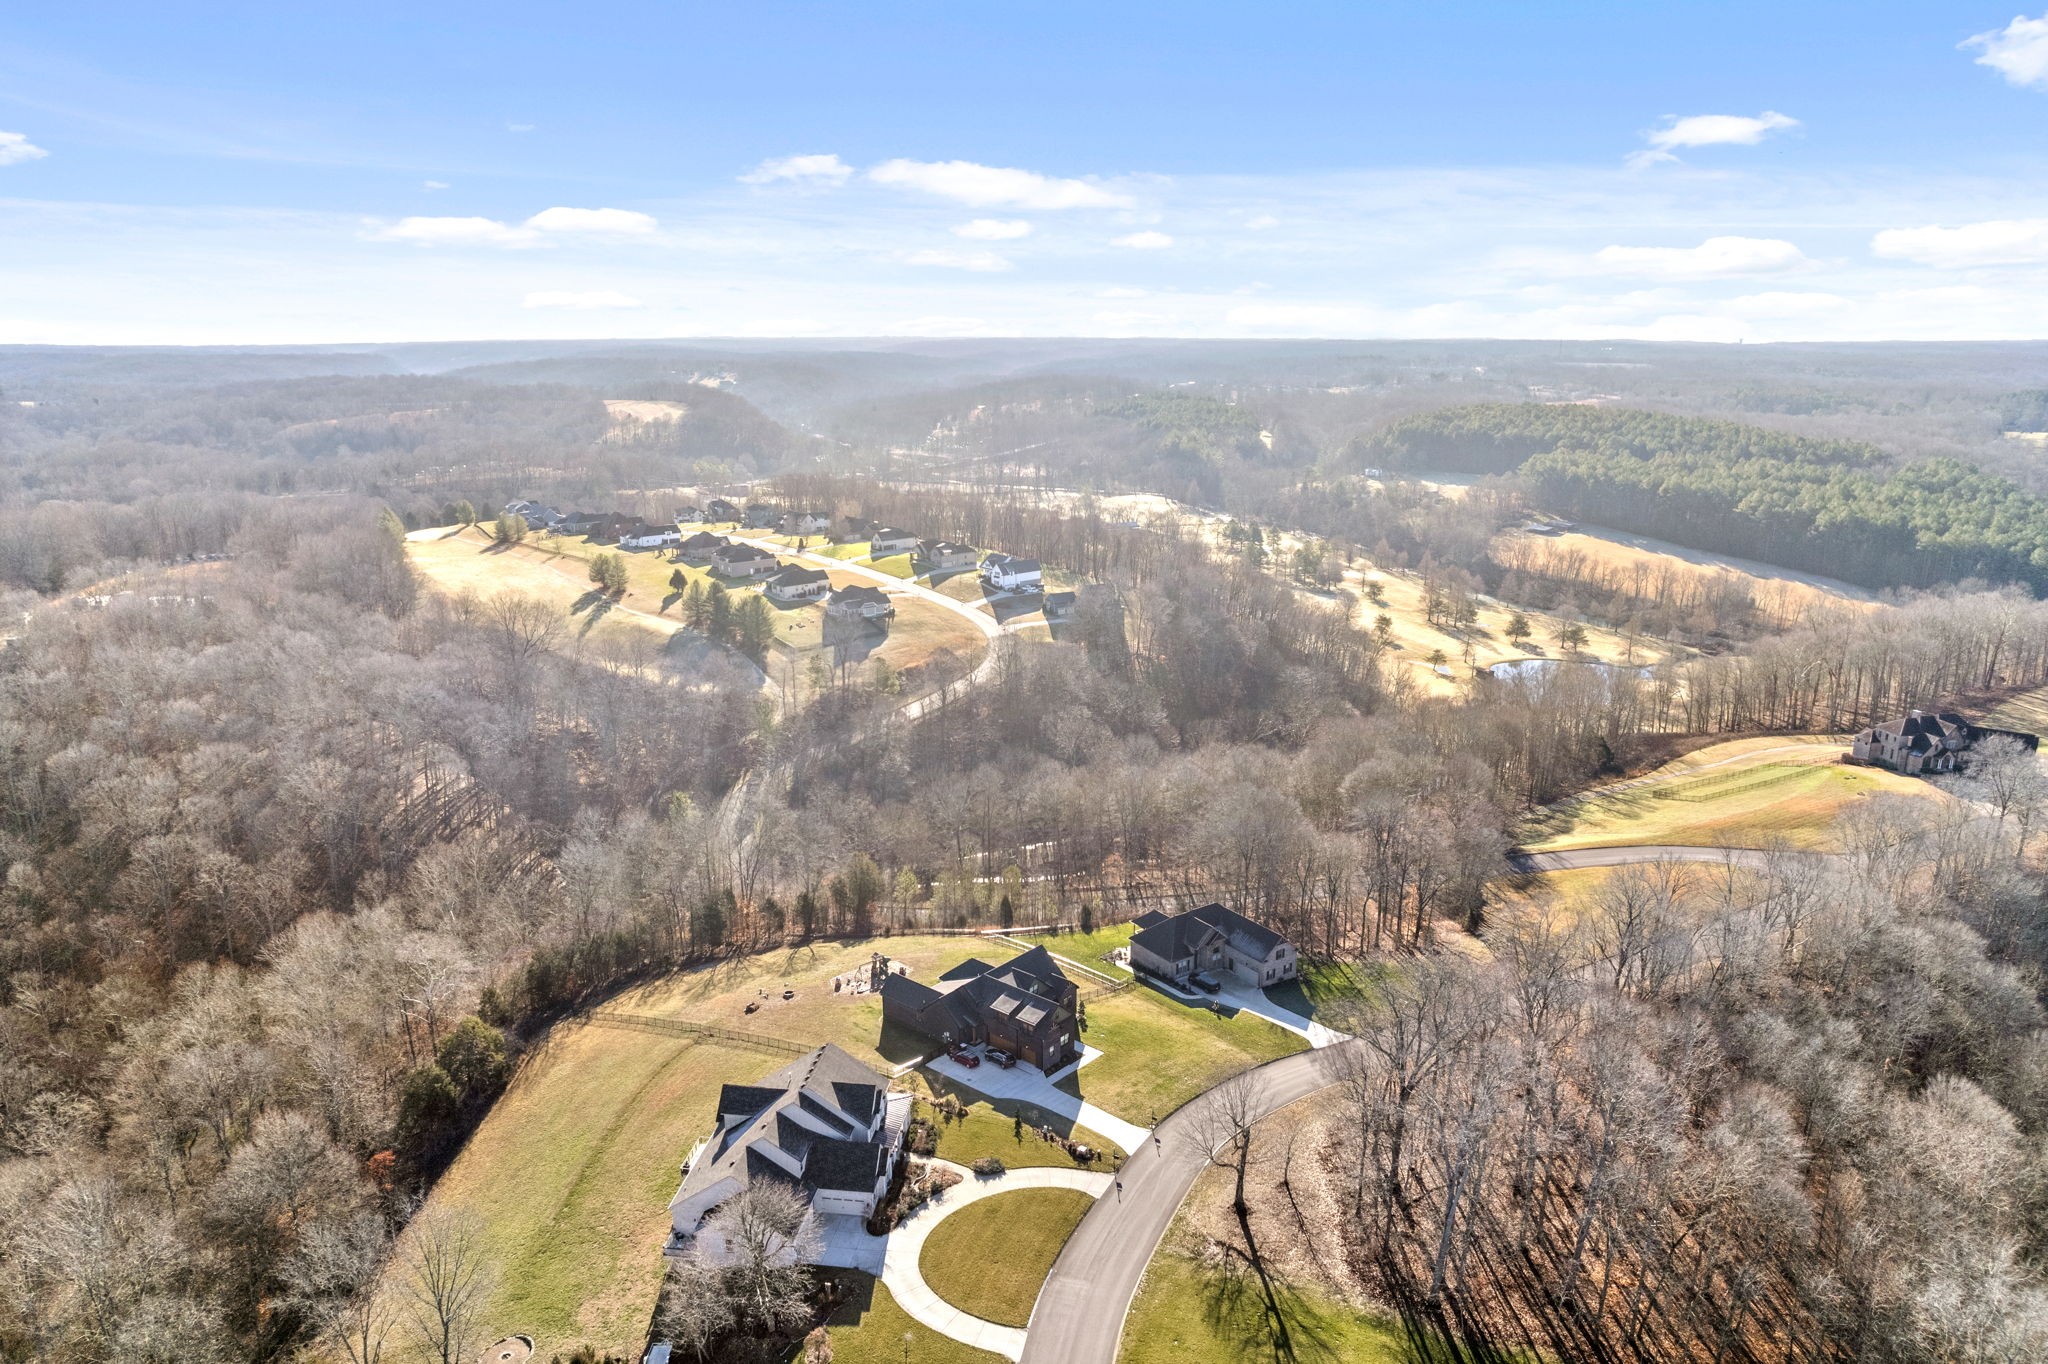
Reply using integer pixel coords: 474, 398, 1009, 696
1348, 402, 2048, 592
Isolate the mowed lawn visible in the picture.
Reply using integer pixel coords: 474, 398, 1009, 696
809, 1272, 1003, 1364
382, 1021, 768, 1356
618, 936, 1026, 1070
914, 1095, 1126, 1169
1065, 986, 1307, 1125
1521, 742, 1943, 853
1013, 923, 1136, 978
920, 1188, 1097, 1328
1120, 1244, 1413, 1364
1985, 683, 2048, 737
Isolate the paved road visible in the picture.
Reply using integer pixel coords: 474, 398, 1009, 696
1020, 1045, 1350, 1364
1503, 844, 1832, 874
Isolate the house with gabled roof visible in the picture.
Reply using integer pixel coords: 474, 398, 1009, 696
764, 565, 831, 602
783, 510, 833, 537
679, 531, 731, 561
879, 945, 1080, 1072
1851, 709, 2039, 775
825, 584, 894, 621
980, 552, 1042, 592
619, 522, 682, 549
920, 540, 978, 571
664, 1044, 908, 1263
712, 542, 778, 578
1129, 903, 1298, 990
705, 498, 742, 523
869, 527, 920, 557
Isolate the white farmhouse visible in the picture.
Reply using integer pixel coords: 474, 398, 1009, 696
979, 552, 1042, 592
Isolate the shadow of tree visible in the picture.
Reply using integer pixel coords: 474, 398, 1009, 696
572, 590, 616, 636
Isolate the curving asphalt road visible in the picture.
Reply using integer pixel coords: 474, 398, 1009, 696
1020, 1044, 1352, 1364
1502, 843, 1833, 874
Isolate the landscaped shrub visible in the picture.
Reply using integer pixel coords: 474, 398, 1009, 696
971, 1156, 1005, 1177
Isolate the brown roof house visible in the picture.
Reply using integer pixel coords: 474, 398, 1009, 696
712, 542, 778, 579
664, 1044, 907, 1263
880, 946, 1081, 1072
1852, 709, 2038, 775
920, 540, 978, 571
825, 584, 894, 621
764, 565, 831, 602
1129, 903, 1298, 990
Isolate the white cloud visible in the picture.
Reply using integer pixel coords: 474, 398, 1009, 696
740, 153, 853, 186
954, 218, 1032, 240
1964, 13, 2048, 89
903, 248, 1014, 272
370, 206, 657, 248
869, 158, 1130, 209
1245, 214, 1280, 230
506, 122, 535, 133
1593, 235, 1806, 278
1629, 111, 1798, 168
372, 216, 542, 247
523, 206, 658, 235
1097, 286, 1148, 298
1113, 230, 1174, 250
1873, 218, 2048, 267
1226, 303, 1366, 329
0, 131, 49, 166
522, 290, 644, 310
422, 180, 448, 191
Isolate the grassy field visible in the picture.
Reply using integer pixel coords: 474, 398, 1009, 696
1265, 958, 1385, 1022
1985, 683, 2048, 736
807, 1272, 1004, 1364
1012, 923, 1136, 978
617, 936, 1025, 1070
381, 1022, 768, 1356
920, 1188, 1097, 1329
1120, 1247, 1413, 1364
915, 1095, 1126, 1169
1065, 985, 1307, 1125
1521, 738, 1942, 853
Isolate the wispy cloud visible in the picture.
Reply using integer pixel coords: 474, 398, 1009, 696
370, 205, 658, 247
740, 153, 853, 187
522, 290, 644, 310
1964, 12, 2048, 89
0, 131, 50, 166
1112, 230, 1174, 249
422, 180, 448, 191
869, 158, 1130, 209
954, 218, 1032, 240
1593, 236, 1806, 278
505, 122, 535, 133
903, 247, 1014, 272
1629, 111, 1798, 168
1872, 218, 2048, 267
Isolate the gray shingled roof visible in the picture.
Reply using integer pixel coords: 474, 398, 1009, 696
673, 1044, 893, 1215
1131, 902, 1287, 963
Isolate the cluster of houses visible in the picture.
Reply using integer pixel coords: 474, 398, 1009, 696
503, 495, 1086, 625
664, 900, 1300, 1270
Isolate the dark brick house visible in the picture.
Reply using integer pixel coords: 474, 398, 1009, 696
879, 945, 1081, 1071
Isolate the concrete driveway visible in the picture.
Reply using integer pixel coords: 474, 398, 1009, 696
881, 1158, 1112, 1361
1208, 980, 1351, 1048
924, 1047, 1152, 1154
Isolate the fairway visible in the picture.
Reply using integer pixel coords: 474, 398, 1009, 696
382, 1020, 769, 1356
1522, 741, 1942, 853
921, 1187, 1096, 1328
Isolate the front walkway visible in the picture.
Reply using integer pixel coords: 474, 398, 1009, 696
923, 1047, 1152, 1154
880, 1158, 1114, 1361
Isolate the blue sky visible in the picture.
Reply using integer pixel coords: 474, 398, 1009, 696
6, 2, 2048, 343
